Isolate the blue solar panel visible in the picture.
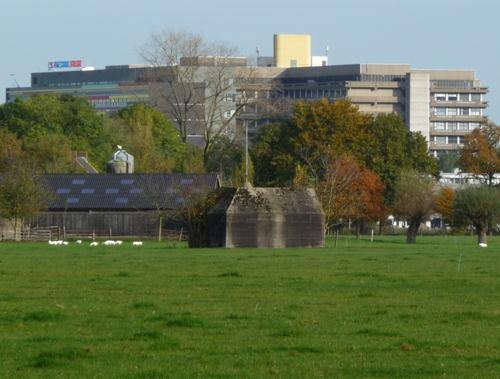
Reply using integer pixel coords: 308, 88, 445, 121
67, 197, 80, 204
72, 179, 86, 185
130, 188, 143, 194
115, 197, 129, 204
56, 188, 71, 194
105, 188, 119, 194
120, 179, 134, 185
181, 178, 193, 185
81, 188, 95, 194
175, 197, 185, 204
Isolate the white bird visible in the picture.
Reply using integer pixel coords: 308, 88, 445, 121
48, 240, 56, 245
479, 243, 488, 248
115, 240, 123, 245
90, 242, 99, 247
104, 240, 117, 246
76, 240, 82, 244
63, 241, 69, 246
132, 241, 143, 246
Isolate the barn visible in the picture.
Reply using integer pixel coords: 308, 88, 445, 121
32, 173, 219, 238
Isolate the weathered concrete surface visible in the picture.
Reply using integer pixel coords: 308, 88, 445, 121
209, 187, 325, 248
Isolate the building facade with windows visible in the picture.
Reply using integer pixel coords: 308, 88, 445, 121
235, 64, 488, 157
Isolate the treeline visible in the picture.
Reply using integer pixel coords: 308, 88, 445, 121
2, 94, 499, 245
250, 100, 500, 244
0, 94, 246, 179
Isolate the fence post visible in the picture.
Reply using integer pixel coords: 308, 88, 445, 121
158, 217, 162, 242
179, 227, 183, 242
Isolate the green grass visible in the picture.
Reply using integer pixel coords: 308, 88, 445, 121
1, 235, 500, 378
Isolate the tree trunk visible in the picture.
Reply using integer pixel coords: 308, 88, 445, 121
406, 220, 420, 244
356, 221, 361, 240
378, 217, 386, 235
478, 226, 487, 245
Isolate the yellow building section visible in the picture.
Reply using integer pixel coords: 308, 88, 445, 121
274, 34, 311, 68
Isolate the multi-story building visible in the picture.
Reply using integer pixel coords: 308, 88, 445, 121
235, 64, 488, 158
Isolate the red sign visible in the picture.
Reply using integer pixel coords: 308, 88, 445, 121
70, 60, 82, 67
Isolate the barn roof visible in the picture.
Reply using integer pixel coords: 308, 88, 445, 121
40, 173, 219, 211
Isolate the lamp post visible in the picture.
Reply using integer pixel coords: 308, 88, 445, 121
245, 120, 249, 185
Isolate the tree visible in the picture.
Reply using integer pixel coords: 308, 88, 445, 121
434, 186, 455, 227
459, 123, 500, 186
453, 186, 500, 245
24, 133, 77, 173
251, 122, 295, 186
141, 29, 252, 167
0, 94, 111, 171
112, 104, 186, 172
204, 135, 244, 184
251, 102, 438, 193
0, 130, 23, 173
316, 155, 385, 234
393, 170, 437, 244
437, 151, 460, 173
289, 99, 373, 182
0, 164, 49, 240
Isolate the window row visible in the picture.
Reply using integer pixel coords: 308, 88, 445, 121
284, 88, 346, 99
433, 93, 482, 102
433, 136, 463, 144
432, 107, 482, 116
432, 121, 481, 131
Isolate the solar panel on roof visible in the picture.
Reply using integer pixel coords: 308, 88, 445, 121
105, 188, 119, 194
115, 197, 129, 204
120, 179, 134, 185
67, 197, 80, 204
57, 188, 71, 194
81, 188, 95, 194
130, 188, 143, 194
175, 197, 185, 204
181, 178, 193, 185
72, 179, 86, 185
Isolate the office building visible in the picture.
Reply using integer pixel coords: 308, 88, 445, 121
235, 64, 488, 157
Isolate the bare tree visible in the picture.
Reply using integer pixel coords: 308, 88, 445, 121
141, 30, 252, 166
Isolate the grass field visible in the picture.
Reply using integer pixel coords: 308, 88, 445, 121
1, 235, 500, 378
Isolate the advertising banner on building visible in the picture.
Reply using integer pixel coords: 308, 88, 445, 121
48, 60, 82, 70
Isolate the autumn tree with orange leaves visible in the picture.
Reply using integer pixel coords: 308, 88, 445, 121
316, 155, 385, 235
434, 186, 455, 227
459, 123, 500, 186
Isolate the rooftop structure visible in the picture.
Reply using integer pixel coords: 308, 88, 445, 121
40, 173, 219, 211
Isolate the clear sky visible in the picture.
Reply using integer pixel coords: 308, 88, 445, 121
1, 0, 499, 122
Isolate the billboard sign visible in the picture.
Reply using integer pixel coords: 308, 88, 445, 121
48, 60, 82, 71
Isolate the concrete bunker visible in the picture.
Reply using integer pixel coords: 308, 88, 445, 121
208, 187, 325, 248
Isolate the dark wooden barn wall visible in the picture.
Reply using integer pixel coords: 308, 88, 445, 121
32, 211, 163, 236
